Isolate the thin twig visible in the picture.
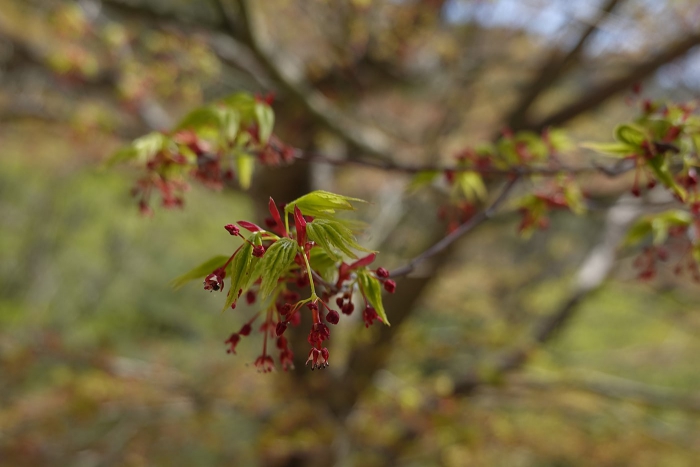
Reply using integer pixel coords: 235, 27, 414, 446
531, 31, 700, 131
217, 0, 397, 161
389, 176, 520, 278
293, 147, 626, 177
502, 0, 624, 132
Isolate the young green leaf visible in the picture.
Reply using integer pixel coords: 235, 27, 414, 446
306, 218, 372, 261
408, 170, 439, 192
285, 190, 365, 218
222, 233, 262, 311
624, 220, 652, 247
357, 270, 389, 326
236, 152, 255, 190
646, 154, 686, 200
581, 141, 635, 156
105, 145, 138, 167
259, 237, 298, 299
176, 106, 223, 131
254, 101, 275, 144
614, 124, 646, 147
133, 132, 169, 164
171, 255, 229, 290
456, 171, 487, 201
309, 248, 337, 283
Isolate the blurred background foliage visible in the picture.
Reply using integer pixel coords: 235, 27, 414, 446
1, 0, 700, 465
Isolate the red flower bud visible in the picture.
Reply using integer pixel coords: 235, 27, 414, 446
276, 321, 288, 336
363, 306, 379, 327
341, 303, 355, 315
326, 310, 340, 325
246, 290, 256, 304
224, 333, 240, 354
239, 323, 252, 336
376, 267, 389, 278
253, 245, 265, 257
280, 303, 293, 316
224, 224, 240, 236
383, 279, 396, 293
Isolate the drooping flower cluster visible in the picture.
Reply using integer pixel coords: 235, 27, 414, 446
109, 92, 296, 215
170, 190, 394, 372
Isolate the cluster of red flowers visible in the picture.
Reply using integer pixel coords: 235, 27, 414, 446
201, 197, 395, 372
132, 127, 295, 216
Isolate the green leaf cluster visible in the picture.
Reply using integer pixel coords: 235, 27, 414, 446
624, 210, 692, 247
106, 92, 276, 191
285, 190, 365, 219
307, 219, 372, 261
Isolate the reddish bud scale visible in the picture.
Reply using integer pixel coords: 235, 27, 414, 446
238, 220, 263, 232
268, 197, 286, 236
293, 205, 307, 247
253, 245, 266, 257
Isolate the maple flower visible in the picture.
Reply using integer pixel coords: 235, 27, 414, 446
306, 347, 329, 370
254, 354, 275, 373
203, 269, 225, 292
224, 333, 241, 354
307, 322, 330, 346
363, 306, 380, 328
224, 224, 240, 236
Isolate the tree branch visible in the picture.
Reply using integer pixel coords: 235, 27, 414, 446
291, 145, 634, 177
453, 195, 644, 395
216, 0, 397, 161
530, 32, 700, 131
503, 0, 624, 132
511, 371, 700, 413
389, 176, 520, 278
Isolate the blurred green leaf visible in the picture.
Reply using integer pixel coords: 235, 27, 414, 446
581, 141, 635, 156
647, 154, 686, 199
236, 152, 255, 190
357, 270, 389, 326
456, 171, 487, 201
171, 255, 229, 290
176, 106, 223, 131
254, 101, 274, 144
614, 124, 646, 147
408, 170, 439, 192
309, 247, 337, 283
223, 241, 255, 311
